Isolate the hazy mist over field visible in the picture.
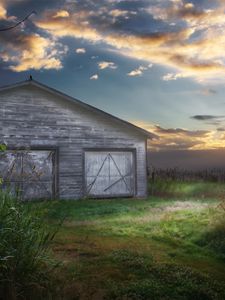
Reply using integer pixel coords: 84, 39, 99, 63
148, 148, 225, 170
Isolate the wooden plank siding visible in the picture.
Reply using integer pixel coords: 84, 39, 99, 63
0, 84, 148, 199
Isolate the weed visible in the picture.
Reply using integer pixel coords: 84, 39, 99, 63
0, 190, 60, 299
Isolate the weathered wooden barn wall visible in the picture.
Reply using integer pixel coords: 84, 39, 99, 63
0, 84, 148, 199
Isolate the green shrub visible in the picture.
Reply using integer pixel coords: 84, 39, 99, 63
0, 190, 58, 299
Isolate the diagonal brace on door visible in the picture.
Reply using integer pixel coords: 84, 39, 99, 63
86, 153, 132, 195
1, 150, 55, 200
103, 171, 132, 192
86, 154, 110, 195
22, 154, 53, 197
108, 153, 131, 193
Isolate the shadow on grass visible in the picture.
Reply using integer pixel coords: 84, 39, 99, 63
105, 249, 225, 300
196, 216, 225, 259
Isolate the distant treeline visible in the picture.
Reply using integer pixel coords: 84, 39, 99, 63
149, 167, 225, 182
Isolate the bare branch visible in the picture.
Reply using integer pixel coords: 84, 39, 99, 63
0, 11, 36, 32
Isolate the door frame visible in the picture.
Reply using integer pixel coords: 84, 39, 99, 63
0, 146, 59, 200
82, 148, 137, 198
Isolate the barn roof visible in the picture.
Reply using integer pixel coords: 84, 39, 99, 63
0, 79, 157, 139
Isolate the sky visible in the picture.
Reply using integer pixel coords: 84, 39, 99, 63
1, 0, 225, 160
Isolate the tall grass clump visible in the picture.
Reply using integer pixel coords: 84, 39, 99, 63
0, 190, 58, 299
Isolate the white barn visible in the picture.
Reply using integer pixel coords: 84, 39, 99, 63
0, 79, 155, 200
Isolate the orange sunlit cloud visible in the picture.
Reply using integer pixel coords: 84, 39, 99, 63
9, 34, 67, 72
32, 1, 225, 82
0, 3, 7, 20
1, 0, 225, 82
132, 121, 225, 151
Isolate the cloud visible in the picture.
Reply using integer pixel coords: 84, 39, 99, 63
3, 0, 225, 80
184, 3, 194, 9
0, 30, 67, 72
138, 118, 225, 151
200, 88, 217, 96
154, 125, 209, 137
53, 10, 69, 18
127, 65, 148, 77
33, 3, 225, 82
191, 115, 224, 121
98, 61, 117, 70
0, 4, 68, 72
0, 3, 7, 19
12, 35, 67, 72
35, 14, 102, 42
149, 1, 204, 22
151, 140, 204, 151
131, 120, 225, 151
90, 74, 98, 80
75, 48, 86, 54
217, 127, 225, 132
109, 9, 129, 18
162, 72, 186, 81
132, 121, 213, 151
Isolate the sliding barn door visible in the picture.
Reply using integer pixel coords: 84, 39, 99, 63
84, 150, 135, 197
0, 150, 56, 200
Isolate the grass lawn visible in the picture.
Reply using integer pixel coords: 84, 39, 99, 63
31, 188, 225, 300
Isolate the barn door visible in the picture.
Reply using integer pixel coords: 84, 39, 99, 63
84, 151, 135, 197
0, 150, 56, 200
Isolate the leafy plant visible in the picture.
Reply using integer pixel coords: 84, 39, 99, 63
0, 143, 6, 185
0, 190, 59, 299
0, 144, 6, 152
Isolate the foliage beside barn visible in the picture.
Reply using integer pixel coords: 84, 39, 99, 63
0, 189, 59, 299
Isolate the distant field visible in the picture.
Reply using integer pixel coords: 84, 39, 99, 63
149, 178, 225, 199
31, 185, 225, 299
148, 167, 225, 199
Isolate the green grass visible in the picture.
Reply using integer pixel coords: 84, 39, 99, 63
150, 178, 225, 199
27, 190, 225, 299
